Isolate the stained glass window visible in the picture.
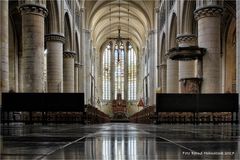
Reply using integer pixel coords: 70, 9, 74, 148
102, 42, 137, 101
128, 44, 137, 100
114, 43, 125, 99
103, 44, 111, 100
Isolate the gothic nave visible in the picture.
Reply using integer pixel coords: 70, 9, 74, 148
1, 0, 240, 159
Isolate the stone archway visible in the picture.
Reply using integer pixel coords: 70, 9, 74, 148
225, 19, 236, 93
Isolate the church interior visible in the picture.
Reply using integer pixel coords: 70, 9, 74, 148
1, 0, 240, 159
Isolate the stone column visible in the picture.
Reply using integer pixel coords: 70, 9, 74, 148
137, 51, 144, 99
156, 7, 160, 88
237, 1, 240, 120
124, 43, 128, 100
177, 34, 198, 93
194, 6, 223, 93
45, 34, 65, 92
18, 52, 23, 92
160, 63, 167, 93
74, 62, 80, 92
79, 8, 85, 94
110, 43, 115, 100
78, 64, 84, 92
19, 4, 48, 92
83, 30, 91, 103
0, 0, 9, 101
166, 59, 179, 93
63, 51, 76, 92
148, 31, 156, 106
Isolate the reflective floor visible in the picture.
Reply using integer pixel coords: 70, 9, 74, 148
1, 123, 240, 160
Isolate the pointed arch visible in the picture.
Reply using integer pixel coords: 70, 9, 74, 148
46, 0, 60, 33
169, 12, 177, 48
160, 32, 166, 92
64, 12, 72, 51
75, 32, 80, 62
9, 15, 19, 92
167, 13, 178, 93
160, 33, 166, 64
224, 15, 236, 93
181, 0, 196, 34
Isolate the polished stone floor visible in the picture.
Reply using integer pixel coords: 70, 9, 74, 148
0, 123, 240, 160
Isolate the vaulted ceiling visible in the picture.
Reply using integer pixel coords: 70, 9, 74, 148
84, 0, 155, 52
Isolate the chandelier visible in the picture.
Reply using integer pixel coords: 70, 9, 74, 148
116, 28, 123, 62
108, 0, 130, 63
117, 0, 123, 63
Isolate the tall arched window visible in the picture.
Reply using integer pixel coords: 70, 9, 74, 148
114, 43, 125, 99
102, 41, 137, 101
128, 44, 137, 100
103, 44, 111, 100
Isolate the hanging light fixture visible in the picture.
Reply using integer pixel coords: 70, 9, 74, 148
117, 0, 122, 63
127, 0, 130, 49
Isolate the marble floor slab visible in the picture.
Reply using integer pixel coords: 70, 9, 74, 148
1, 123, 240, 160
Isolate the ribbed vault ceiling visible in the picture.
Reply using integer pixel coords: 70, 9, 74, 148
85, 0, 155, 52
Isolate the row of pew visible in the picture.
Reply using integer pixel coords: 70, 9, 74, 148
129, 107, 236, 124
129, 106, 155, 123
1, 105, 111, 124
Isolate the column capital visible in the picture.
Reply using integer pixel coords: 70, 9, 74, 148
148, 30, 156, 35
75, 62, 81, 68
160, 63, 167, 68
194, 5, 223, 21
83, 29, 90, 34
19, 4, 48, 17
155, 7, 160, 13
80, 8, 85, 12
63, 51, 77, 58
45, 34, 65, 43
176, 34, 197, 46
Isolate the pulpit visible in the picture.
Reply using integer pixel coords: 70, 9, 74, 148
112, 93, 127, 120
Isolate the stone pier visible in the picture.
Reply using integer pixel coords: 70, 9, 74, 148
45, 34, 65, 92
19, 3, 48, 92
194, 5, 223, 93
0, 0, 9, 104
63, 51, 76, 92
177, 34, 199, 93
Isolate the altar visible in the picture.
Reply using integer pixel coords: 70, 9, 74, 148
112, 93, 128, 120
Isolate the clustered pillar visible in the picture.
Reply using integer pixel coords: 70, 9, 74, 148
194, 6, 223, 93
19, 3, 48, 92
63, 51, 76, 92
45, 34, 65, 92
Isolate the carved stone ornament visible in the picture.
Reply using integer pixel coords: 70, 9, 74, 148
19, 4, 48, 17
63, 51, 77, 58
176, 34, 197, 44
194, 5, 223, 21
74, 62, 81, 68
45, 34, 65, 43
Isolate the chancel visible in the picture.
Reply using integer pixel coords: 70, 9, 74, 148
1, 0, 240, 160
112, 92, 128, 121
